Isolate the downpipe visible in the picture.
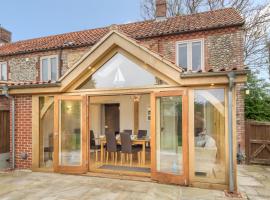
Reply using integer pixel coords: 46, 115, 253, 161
227, 72, 235, 193
1, 85, 15, 170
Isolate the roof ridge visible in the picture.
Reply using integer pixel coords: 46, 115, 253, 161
6, 7, 241, 45
0, 7, 244, 56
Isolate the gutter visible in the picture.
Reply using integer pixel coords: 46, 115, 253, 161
180, 70, 247, 78
227, 72, 235, 193
1, 85, 15, 170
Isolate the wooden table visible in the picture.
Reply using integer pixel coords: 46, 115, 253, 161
99, 137, 150, 165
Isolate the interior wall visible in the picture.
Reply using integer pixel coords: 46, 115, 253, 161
90, 94, 150, 136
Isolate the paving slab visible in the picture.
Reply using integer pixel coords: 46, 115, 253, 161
238, 165, 270, 200
0, 171, 246, 200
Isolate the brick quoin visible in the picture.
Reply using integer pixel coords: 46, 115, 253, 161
9, 95, 32, 169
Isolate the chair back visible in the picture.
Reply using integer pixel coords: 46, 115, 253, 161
120, 132, 132, 153
138, 130, 147, 139
90, 130, 95, 147
105, 132, 117, 152
123, 129, 132, 135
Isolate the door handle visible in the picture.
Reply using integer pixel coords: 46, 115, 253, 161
104, 125, 108, 129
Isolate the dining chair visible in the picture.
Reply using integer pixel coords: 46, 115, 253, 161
120, 132, 142, 166
90, 130, 101, 162
123, 129, 132, 135
105, 132, 121, 164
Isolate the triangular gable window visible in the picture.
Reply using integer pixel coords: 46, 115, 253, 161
78, 53, 166, 89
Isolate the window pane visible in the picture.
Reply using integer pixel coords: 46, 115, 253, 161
42, 59, 49, 81
59, 100, 82, 166
78, 53, 166, 89
156, 96, 183, 175
51, 57, 57, 81
194, 89, 225, 183
39, 97, 54, 168
1, 63, 7, 80
178, 43, 187, 70
192, 42, 202, 71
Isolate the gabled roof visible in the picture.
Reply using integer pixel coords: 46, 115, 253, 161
0, 8, 244, 57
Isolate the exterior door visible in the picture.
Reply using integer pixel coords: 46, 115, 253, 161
54, 96, 88, 174
151, 91, 188, 185
104, 104, 120, 135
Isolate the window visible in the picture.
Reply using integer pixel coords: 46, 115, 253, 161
194, 89, 225, 183
78, 53, 167, 89
0, 62, 7, 81
40, 56, 58, 81
176, 39, 204, 71
39, 96, 54, 168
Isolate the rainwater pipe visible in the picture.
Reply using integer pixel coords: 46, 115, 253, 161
1, 85, 15, 170
227, 71, 235, 193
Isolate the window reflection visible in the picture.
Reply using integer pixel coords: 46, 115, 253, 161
78, 53, 166, 89
194, 89, 225, 182
39, 96, 54, 168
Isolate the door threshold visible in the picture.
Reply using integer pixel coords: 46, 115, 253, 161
84, 171, 154, 183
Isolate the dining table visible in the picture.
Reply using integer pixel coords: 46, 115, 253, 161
99, 135, 150, 165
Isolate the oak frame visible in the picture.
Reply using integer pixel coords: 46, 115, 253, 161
53, 95, 88, 174
150, 90, 189, 185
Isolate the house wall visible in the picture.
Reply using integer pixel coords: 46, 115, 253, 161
140, 27, 244, 71
9, 95, 32, 169
0, 96, 9, 110
0, 47, 90, 82
0, 26, 246, 169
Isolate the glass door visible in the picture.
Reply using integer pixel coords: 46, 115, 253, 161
151, 91, 188, 185
54, 96, 88, 173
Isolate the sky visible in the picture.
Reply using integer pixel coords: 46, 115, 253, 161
0, 0, 142, 42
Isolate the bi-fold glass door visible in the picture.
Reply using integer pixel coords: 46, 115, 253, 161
53, 96, 88, 173
151, 91, 188, 185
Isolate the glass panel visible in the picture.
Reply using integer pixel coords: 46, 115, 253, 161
42, 59, 49, 81
192, 42, 202, 71
59, 100, 82, 166
51, 57, 57, 81
1, 63, 7, 80
39, 97, 54, 168
194, 89, 225, 182
78, 53, 166, 89
156, 96, 183, 175
178, 43, 187, 70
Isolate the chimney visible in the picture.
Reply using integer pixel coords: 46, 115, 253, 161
156, 0, 167, 19
0, 26, 12, 44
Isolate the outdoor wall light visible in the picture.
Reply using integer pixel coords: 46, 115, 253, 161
20, 152, 28, 160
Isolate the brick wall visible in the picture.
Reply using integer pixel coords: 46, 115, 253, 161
9, 95, 32, 169
0, 47, 90, 82
236, 83, 246, 153
140, 27, 244, 71
0, 96, 9, 111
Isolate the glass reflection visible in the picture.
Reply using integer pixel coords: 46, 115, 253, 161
59, 100, 82, 166
156, 96, 183, 175
79, 53, 166, 89
194, 89, 225, 182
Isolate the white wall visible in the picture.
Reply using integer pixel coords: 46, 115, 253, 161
89, 94, 150, 136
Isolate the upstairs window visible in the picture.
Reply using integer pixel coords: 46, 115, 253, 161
176, 39, 204, 71
0, 62, 7, 81
40, 55, 58, 81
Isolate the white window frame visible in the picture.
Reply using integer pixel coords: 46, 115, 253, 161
176, 39, 204, 71
0, 62, 8, 81
40, 55, 59, 81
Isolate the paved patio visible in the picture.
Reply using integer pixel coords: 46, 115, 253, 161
0, 165, 268, 200
238, 165, 270, 200
0, 171, 241, 200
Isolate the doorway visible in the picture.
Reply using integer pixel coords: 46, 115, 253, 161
104, 104, 120, 135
